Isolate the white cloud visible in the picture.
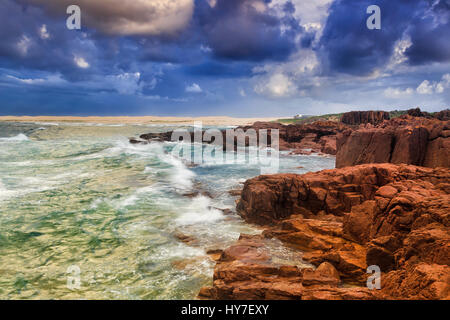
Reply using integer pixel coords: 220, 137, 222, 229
207, 0, 217, 8
416, 75, 450, 94
39, 24, 50, 39
186, 83, 202, 93
17, 35, 31, 56
29, 0, 194, 36
417, 80, 434, 94
252, 49, 319, 98
383, 87, 414, 98
250, 0, 267, 13
387, 37, 412, 69
200, 45, 212, 53
106, 72, 142, 95
270, 0, 332, 25
254, 73, 296, 98
74, 56, 90, 69
6, 74, 65, 86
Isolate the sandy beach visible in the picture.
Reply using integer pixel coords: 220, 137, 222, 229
0, 116, 279, 126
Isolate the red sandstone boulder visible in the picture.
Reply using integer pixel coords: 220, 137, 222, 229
198, 235, 305, 300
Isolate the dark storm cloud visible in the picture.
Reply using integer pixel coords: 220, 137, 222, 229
183, 60, 255, 78
195, 0, 303, 62
405, 0, 450, 65
319, 0, 450, 75
0, 0, 108, 81
0, 0, 159, 86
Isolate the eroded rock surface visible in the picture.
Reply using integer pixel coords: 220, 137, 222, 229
336, 115, 450, 168
341, 111, 390, 126
201, 164, 450, 300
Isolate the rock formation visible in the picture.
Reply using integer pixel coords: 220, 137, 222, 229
130, 120, 347, 156
200, 164, 450, 300
341, 111, 390, 126
406, 107, 450, 121
336, 115, 450, 168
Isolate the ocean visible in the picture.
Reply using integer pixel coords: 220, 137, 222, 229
0, 121, 335, 299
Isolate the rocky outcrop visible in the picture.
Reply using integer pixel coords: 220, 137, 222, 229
198, 234, 378, 300
201, 164, 450, 300
435, 109, 450, 121
130, 120, 347, 156
406, 108, 450, 121
238, 121, 346, 155
336, 115, 450, 168
341, 111, 390, 126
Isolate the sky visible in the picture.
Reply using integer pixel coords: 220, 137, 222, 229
0, 0, 449, 117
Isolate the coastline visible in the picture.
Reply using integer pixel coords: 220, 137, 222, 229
0, 116, 279, 126
196, 109, 450, 300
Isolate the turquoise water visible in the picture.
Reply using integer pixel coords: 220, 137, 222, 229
0, 122, 335, 299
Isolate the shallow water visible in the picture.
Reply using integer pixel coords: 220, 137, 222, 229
0, 122, 335, 299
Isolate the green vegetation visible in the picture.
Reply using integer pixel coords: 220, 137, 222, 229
388, 110, 408, 118
276, 109, 413, 124
277, 113, 343, 124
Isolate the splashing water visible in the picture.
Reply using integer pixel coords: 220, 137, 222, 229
0, 122, 335, 299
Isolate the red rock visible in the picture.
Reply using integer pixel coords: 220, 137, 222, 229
375, 185, 398, 198
380, 263, 450, 300
228, 189, 242, 197
336, 115, 450, 168
211, 164, 450, 300
341, 111, 390, 126
423, 137, 450, 168
302, 287, 378, 300
302, 262, 340, 286
198, 235, 305, 300
237, 164, 445, 225
135, 120, 347, 156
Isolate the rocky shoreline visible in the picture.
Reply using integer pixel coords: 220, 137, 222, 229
199, 164, 449, 300
130, 119, 347, 156
130, 109, 450, 300
198, 110, 449, 300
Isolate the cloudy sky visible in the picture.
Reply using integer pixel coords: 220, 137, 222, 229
0, 0, 449, 116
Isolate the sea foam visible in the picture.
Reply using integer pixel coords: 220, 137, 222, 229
0, 133, 29, 142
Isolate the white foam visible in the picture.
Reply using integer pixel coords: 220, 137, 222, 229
176, 195, 223, 225
0, 133, 29, 142
164, 154, 196, 191
0, 170, 92, 204
33, 122, 59, 126
107, 139, 196, 191
0, 178, 53, 203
